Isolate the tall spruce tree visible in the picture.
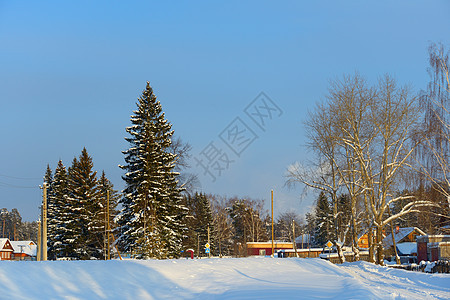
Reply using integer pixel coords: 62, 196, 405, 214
117, 82, 185, 259
68, 148, 103, 259
43, 164, 58, 258
314, 192, 334, 247
50, 160, 72, 259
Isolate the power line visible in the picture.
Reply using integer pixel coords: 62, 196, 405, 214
0, 181, 38, 189
0, 174, 41, 180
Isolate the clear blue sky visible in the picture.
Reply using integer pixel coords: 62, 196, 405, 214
0, 1, 449, 221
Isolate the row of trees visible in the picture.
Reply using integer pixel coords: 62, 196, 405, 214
181, 193, 271, 257
287, 43, 449, 265
34, 43, 447, 263
43, 150, 119, 260
0, 208, 37, 241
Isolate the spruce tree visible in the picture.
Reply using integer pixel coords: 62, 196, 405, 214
68, 148, 102, 259
51, 160, 72, 259
190, 193, 214, 256
314, 192, 333, 247
117, 82, 185, 259
43, 164, 58, 259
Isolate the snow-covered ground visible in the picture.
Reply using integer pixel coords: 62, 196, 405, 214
0, 257, 449, 299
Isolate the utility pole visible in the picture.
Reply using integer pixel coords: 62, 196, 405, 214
107, 190, 111, 260
37, 220, 41, 261
40, 183, 48, 261
197, 232, 200, 258
292, 220, 298, 257
207, 226, 211, 258
104, 190, 107, 260
271, 189, 274, 257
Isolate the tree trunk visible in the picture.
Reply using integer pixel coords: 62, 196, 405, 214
376, 225, 384, 265
351, 211, 360, 261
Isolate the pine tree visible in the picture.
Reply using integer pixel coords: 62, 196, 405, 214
182, 193, 214, 256
117, 82, 185, 259
50, 160, 72, 259
314, 192, 334, 247
43, 164, 58, 258
68, 148, 103, 259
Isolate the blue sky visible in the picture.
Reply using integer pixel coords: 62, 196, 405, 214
0, 1, 449, 221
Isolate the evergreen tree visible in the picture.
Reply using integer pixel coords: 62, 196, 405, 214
117, 82, 185, 259
314, 192, 334, 247
336, 194, 352, 244
50, 160, 73, 259
305, 212, 316, 247
43, 164, 58, 258
9, 208, 22, 241
194, 193, 214, 253
68, 148, 102, 259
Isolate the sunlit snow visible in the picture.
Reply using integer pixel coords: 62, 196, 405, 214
0, 257, 448, 299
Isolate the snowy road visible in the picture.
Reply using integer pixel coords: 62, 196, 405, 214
339, 261, 450, 299
0, 257, 448, 299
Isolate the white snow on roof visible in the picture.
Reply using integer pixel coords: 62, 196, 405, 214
10, 241, 37, 256
383, 227, 425, 248
0, 238, 9, 250
396, 242, 417, 255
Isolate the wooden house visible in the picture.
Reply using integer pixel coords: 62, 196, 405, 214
357, 230, 386, 249
0, 238, 14, 260
10, 241, 37, 260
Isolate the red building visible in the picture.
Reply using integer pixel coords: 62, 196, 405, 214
417, 235, 450, 262
246, 241, 295, 256
0, 238, 13, 260
10, 241, 37, 260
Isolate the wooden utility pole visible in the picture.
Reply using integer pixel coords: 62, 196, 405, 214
104, 191, 107, 260
107, 190, 111, 260
271, 189, 274, 257
292, 220, 298, 257
197, 232, 200, 258
37, 220, 41, 261
40, 183, 48, 261
207, 226, 211, 258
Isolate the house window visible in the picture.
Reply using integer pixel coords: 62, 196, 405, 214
259, 249, 266, 256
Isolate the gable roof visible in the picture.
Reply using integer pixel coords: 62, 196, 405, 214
0, 238, 13, 251
383, 227, 426, 248
10, 241, 37, 256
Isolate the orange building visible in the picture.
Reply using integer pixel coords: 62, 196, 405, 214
10, 241, 37, 260
357, 230, 386, 249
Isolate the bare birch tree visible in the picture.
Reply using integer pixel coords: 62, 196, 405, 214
289, 73, 437, 265
416, 43, 450, 221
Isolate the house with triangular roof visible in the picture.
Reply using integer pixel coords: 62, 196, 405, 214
10, 241, 37, 260
0, 238, 14, 260
383, 227, 426, 249
383, 227, 426, 262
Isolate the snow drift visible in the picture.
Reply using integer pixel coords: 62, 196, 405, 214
0, 257, 448, 299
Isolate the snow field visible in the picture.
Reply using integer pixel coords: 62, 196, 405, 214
0, 257, 448, 299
